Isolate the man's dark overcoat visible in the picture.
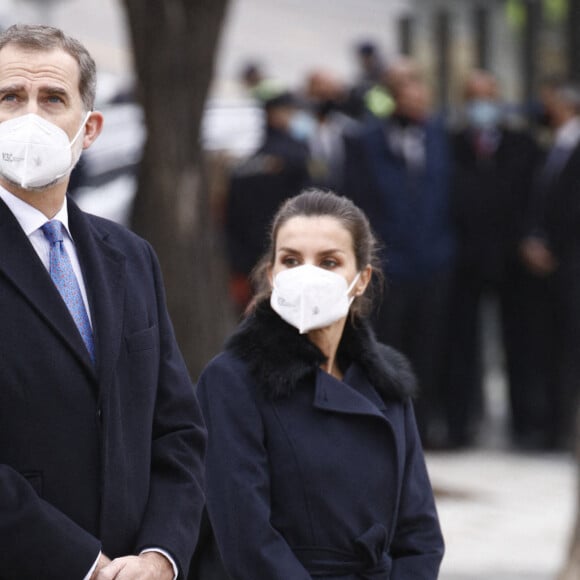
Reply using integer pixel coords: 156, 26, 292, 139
0, 197, 206, 579
526, 139, 580, 446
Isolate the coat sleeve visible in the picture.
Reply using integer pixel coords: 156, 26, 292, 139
133, 243, 207, 578
197, 357, 312, 580
0, 464, 101, 579
390, 400, 445, 579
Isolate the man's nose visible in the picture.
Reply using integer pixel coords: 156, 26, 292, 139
23, 99, 41, 116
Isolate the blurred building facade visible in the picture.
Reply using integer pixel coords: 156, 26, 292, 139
399, 0, 580, 114
3, 0, 578, 115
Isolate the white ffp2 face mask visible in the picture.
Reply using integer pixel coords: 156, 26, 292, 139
270, 264, 361, 334
0, 112, 89, 190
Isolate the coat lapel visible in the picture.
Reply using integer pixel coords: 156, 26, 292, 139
313, 367, 388, 421
0, 198, 96, 372
67, 199, 126, 387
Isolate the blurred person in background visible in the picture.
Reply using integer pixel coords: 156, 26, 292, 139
350, 40, 394, 121
198, 189, 444, 579
446, 69, 542, 449
345, 56, 456, 448
302, 69, 360, 193
355, 40, 385, 91
224, 90, 310, 313
520, 77, 580, 450
239, 61, 264, 94
238, 60, 283, 104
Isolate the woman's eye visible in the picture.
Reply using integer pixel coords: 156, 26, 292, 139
282, 257, 299, 267
321, 259, 338, 268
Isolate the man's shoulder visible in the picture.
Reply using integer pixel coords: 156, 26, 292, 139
82, 211, 150, 250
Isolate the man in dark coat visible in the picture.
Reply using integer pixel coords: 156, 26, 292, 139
345, 57, 456, 448
521, 77, 580, 450
447, 70, 542, 448
224, 91, 310, 311
0, 25, 206, 579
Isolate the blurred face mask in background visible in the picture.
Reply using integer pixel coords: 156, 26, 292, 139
271, 264, 360, 333
288, 110, 316, 142
465, 99, 502, 130
0, 112, 89, 190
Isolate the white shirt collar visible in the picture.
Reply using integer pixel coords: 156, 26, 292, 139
0, 186, 71, 238
554, 117, 580, 149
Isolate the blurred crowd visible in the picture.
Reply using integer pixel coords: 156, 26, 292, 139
221, 40, 580, 453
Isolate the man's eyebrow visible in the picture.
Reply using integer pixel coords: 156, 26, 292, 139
0, 85, 70, 97
39, 86, 69, 96
0, 84, 24, 95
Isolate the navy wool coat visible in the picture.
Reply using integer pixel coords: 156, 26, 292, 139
197, 302, 444, 579
0, 197, 206, 579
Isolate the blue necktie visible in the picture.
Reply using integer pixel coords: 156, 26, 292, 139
41, 220, 95, 364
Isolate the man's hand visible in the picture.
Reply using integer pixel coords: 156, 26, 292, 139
90, 554, 112, 580
519, 237, 558, 276
94, 552, 174, 580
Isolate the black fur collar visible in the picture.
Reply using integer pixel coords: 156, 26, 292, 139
226, 300, 416, 401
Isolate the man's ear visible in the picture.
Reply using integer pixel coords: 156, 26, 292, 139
82, 110, 104, 150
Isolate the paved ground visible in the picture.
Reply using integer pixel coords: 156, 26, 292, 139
427, 448, 575, 580
425, 341, 577, 580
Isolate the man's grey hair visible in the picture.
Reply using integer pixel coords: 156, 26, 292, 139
542, 75, 580, 113
0, 24, 97, 111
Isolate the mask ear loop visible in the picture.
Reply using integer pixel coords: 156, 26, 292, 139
54, 111, 92, 182
346, 272, 362, 306
69, 111, 92, 148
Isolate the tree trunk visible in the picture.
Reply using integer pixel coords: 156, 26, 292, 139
121, 0, 233, 380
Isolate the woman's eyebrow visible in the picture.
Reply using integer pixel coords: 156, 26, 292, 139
318, 248, 345, 254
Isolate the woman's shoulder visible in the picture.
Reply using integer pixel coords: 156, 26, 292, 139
196, 349, 272, 425
375, 342, 416, 385
197, 349, 255, 396
340, 320, 418, 402
199, 347, 251, 378
363, 342, 417, 402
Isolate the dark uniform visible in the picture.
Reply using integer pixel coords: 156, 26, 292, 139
448, 125, 541, 447
225, 126, 309, 310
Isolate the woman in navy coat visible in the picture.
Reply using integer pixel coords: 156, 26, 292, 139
197, 189, 444, 579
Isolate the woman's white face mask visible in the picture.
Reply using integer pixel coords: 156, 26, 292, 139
0, 112, 90, 190
271, 264, 361, 334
